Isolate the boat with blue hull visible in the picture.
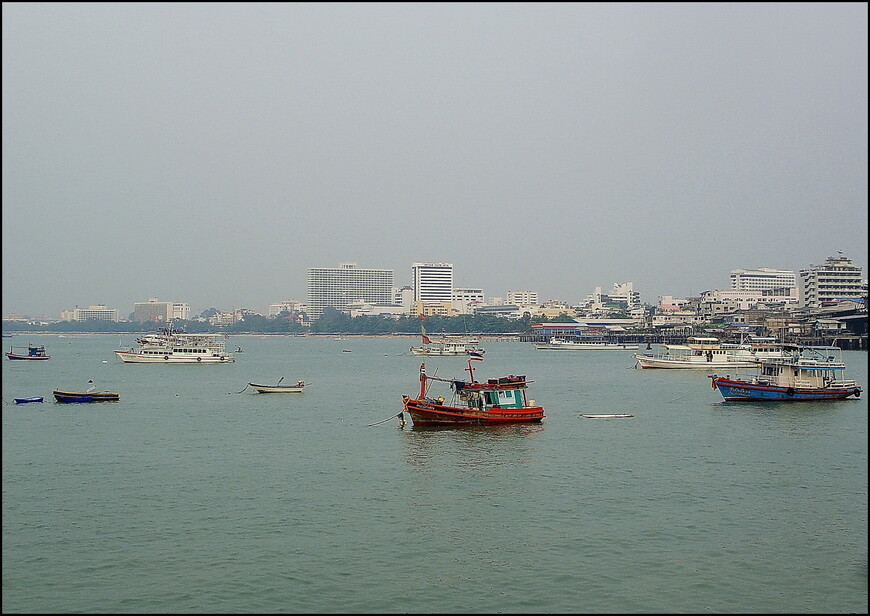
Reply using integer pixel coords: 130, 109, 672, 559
53, 389, 120, 403
14, 396, 44, 404
5, 344, 51, 360
710, 345, 862, 401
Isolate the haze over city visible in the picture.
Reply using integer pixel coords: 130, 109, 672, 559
2, 3, 867, 318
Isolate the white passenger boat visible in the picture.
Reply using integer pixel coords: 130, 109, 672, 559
409, 325, 485, 357
534, 336, 639, 350
114, 327, 235, 363
634, 336, 791, 369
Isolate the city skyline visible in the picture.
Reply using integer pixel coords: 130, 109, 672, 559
2, 3, 867, 317
4, 253, 864, 320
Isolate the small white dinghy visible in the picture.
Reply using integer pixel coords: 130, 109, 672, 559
579, 413, 634, 419
249, 377, 307, 393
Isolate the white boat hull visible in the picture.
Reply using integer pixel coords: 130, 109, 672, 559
250, 384, 304, 393
535, 342, 639, 350
114, 350, 234, 363
633, 353, 756, 369
409, 346, 470, 356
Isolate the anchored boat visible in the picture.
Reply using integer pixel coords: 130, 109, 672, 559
53, 390, 120, 403
710, 345, 862, 401
114, 326, 235, 363
249, 378, 307, 393
535, 336, 639, 350
401, 359, 544, 426
5, 344, 51, 360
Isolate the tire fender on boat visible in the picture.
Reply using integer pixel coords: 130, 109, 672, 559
711, 376, 717, 389
164, 355, 169, 360
196, 357, 201, 362
786, 387, 795, 396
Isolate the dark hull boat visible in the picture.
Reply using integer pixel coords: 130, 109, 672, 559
53, 390, 120, 403
5, 344, 50, 360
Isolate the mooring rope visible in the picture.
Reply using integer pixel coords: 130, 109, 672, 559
368, 412, 404, 427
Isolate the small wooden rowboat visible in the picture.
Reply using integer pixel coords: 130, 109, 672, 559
579, 413, 634, 418
249, 378, 307, 393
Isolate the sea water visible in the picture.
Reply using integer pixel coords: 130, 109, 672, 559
2, 335, 867, 613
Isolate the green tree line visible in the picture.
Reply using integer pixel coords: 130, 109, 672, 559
3, 309, 572, 335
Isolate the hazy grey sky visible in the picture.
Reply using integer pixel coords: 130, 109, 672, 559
3, 2, 867, 317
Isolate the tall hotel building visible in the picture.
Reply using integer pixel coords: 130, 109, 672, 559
412, 262, 454, 302
798, 253, 864, 308
307, 263, 394, 320
730, 268, 796, 292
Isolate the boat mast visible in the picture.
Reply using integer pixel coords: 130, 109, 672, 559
465, 358, 476, 382
419, 362, 427, 397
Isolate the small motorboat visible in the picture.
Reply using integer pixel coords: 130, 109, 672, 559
14, 396, 44, 404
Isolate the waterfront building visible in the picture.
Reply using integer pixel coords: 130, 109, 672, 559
412, 262, 453, 303
453, 287, 485, 314
132, 298, 190, 322
798, 253, 865, 308
699, 289, 798, 313
730, 267, 797, 292
473, 304, 523, 319
580, 282, 641, 311
506, 290, 539, 306
393, 286, 414, 314
268, 300, 307, 317
347, 300, 407, 318
63, 305, 120, 322
307, 262, 394, 320
413, 301, 453, 318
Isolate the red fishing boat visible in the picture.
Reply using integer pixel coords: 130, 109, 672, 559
401, 360, 545, 426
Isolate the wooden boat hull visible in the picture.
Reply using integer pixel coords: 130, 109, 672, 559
249, 383, 305, 393
711, 377, 862, 401
5, 353, 51, 360
53, 390, 120, 403
14, 397, 44, 404
402, 395, 544, 426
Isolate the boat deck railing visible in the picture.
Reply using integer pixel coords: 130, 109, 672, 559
829, 379, 858, 388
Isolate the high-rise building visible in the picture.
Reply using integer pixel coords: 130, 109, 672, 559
307, 263, 394, 320
798, 253, 864, 308
412, 262, 453, 303
730, 268, 796, 292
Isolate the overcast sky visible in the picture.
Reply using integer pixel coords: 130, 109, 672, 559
3, 2, 867, 317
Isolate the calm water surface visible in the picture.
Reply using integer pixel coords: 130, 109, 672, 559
3, 335, 867, 613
